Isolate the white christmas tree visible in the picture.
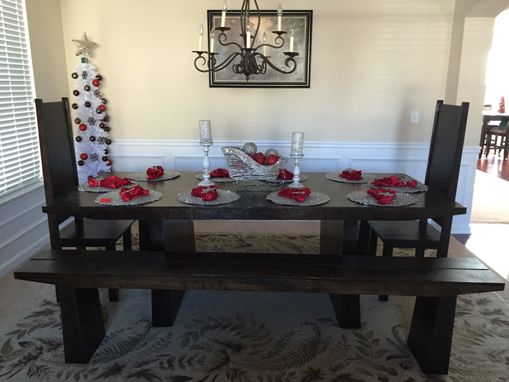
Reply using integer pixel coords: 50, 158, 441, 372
71, 33, 112, 184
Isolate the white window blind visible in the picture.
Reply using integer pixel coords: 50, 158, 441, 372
0, 0, 39, 198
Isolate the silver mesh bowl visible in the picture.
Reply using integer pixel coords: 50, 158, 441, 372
221, 146, 286, 180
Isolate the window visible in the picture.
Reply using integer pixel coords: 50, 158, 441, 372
0, 0, 39, 198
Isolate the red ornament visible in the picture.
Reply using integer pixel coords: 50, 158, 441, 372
80, 153, 88, 160
79, 123, 87, 131
498, 96, 505, 114
92, 79, 101, 87
265, 154, 280, 165
98, 104, 106, 112
252, 152, 265, 165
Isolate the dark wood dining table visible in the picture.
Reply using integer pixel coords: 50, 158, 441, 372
42, 172, 466, 327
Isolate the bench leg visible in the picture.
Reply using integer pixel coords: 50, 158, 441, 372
152, 289, 185, 327
407, 295, 457, 375
58, 286, 105, 363
330, 294, 361, 328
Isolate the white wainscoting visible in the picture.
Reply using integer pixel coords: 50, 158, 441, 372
111, 140, 479, 234
0, 182, 48, 278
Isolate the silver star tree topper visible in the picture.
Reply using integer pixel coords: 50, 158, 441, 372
72, 33, 98, 58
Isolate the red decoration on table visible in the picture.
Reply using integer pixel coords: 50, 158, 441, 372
278, 168, 294, 180
146, 165, 164, 180
498, 96, 505, 114
372, 176, 416, 188
99, 197, 112, 203
367, 188, 397, 205
210, 168, 230, 178
265, 154, 280, 165
88, 175, 132, 188
340, 169, 362, 181
278, 187, 311, 203
191, 185, 218, 201
252, 152, 265, 165
119, 185, 149, 202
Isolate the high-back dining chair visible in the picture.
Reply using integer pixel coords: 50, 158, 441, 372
367, 100, 469, 300
35, 97, 134, 302
478, 114, 509, 159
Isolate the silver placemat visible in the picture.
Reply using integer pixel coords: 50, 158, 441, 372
177, 189, 240, 206
266, 191, 330, 207
95, 190, 162, 206
128, 171, 181, 182
370, 176, 428, 193
194, 173, 236, 183
347, 190, 417, 207
78, 182, 136, 193
263, 174, 308, 184
325, 172, 374, 184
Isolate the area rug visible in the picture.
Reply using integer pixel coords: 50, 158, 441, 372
471, 170, 509, 223
0, 234, 508, 382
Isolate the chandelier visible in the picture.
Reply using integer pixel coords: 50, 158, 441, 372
192, 1, 299, 81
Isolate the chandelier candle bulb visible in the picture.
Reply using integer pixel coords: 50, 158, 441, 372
221, 0, 227, 27
277, 4, 283, 31
199, 120, 212, 145
198, 24, 204, 51
289, 29, 294, 52
291, 131, 304, 156
246, 25, 251, 49
210, 30, 215, 53
263, 32, 267, 56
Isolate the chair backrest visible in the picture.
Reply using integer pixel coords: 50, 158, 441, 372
35, 98, 79, 213
425, 100, 469, 201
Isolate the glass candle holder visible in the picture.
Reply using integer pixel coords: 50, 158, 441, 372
198, 120, 214, 186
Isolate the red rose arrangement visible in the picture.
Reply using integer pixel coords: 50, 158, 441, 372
371, 176, 416, 188
367, 188, 397, 205
250, 152, 281, 166
88, 175, 132, 189
119, 185, 149, 202
146, 165, 164, 180
278, 187, 312, 203
340, 169, 363, 181
191, 185, 218, 201
278, 168, 294, 180
210, 168, 230, 178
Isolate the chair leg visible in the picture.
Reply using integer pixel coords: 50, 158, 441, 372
123, 226, 132, 250
106, 244, 119, 302
379, 244, 393, 301
415, 247, 425, 257
368, 230, 378, 257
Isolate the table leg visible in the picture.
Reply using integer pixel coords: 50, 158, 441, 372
58, 286, 105, 363
319, 220, 343, 255
407, 296, 457, 374
139, 220, 186, 327
330, 294, 361, 328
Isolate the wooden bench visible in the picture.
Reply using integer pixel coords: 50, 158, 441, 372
14, 249, 505, 375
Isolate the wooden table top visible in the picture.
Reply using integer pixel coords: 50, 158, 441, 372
42, 172, 466, 221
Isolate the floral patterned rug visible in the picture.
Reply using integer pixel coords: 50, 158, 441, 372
1, 234, 508, 382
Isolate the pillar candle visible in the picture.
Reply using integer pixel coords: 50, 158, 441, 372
291, 131, 304, 156
277, 4, 283, 31
198, 24, 204, 51
221, 0, 227, 27
289, 29, 294, 52
199, 120, 213, 145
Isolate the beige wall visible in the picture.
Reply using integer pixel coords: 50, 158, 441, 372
26, 0, 68, 101
28, 0, 502, 145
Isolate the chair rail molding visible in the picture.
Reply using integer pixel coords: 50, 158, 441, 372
111, 140, 479, 234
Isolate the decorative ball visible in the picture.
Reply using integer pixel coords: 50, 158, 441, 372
103, 115, 110, 122
97, 104, 106, 112
242, 142, 257, 155
71, 72, 79, 79
89, 135, 96, 142
101, 98, 107, 104
84, 85, 91, 91
102, 156, 109, 162
84, 101, 91, 108
95, 74, 103, 81
265, 148, 280, 158
105, 138, 112, 145
80, 153, 88, 160
73, 90, 80, 96
96, 107, 103, 114
103, 126, 111, 132
78, 123, 87, 131
74, 118, 81, 124
75, 136, 82, 142
72, 103, 79, 110
92, 79, 100, 87
104, 149, 109, 155
77, 160, 84, 166
99, 122, 106, 128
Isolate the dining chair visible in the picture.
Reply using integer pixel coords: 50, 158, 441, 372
478, 114, 509, 159
367, 100, 469, 301
35, 97, 134, 302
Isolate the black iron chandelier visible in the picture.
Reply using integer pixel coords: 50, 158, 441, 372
192, 0, 298, 81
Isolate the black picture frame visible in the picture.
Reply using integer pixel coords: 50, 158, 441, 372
206, 10, 312, 88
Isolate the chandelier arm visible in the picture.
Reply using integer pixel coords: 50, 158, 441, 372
217, 32, 243, 50
258, 53, 298, 74
209, 52, 242, 72
252, 0, 261, 42
193, 52, 241, 73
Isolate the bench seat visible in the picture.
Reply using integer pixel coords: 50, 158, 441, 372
14, 249, 505, 374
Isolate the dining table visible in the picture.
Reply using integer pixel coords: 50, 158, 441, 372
42, 171, 467, 327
